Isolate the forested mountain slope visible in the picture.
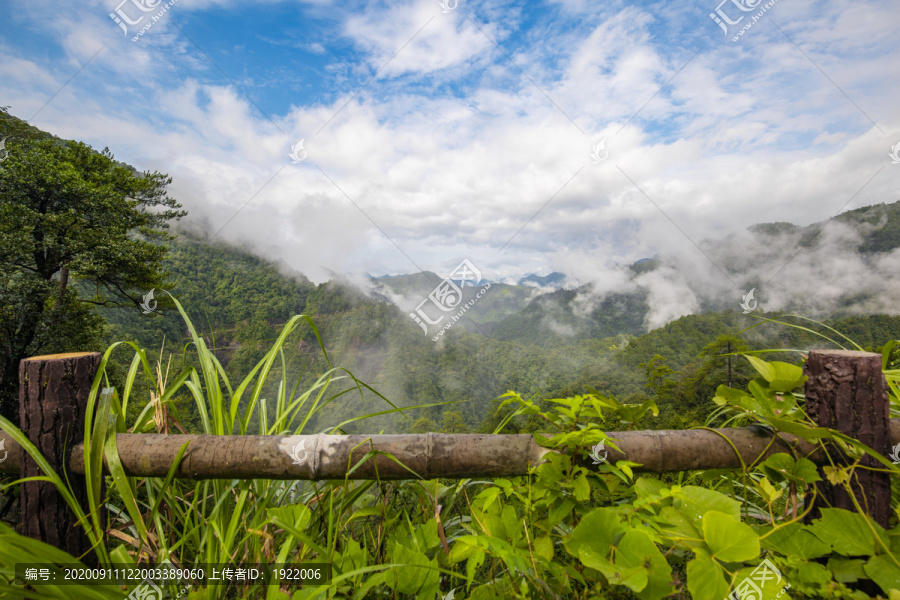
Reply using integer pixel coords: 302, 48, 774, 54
98, 229, 900, 435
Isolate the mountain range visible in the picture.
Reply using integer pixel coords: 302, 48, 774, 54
4, 110, 899, 433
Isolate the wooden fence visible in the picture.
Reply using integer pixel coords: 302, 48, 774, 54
0, 349, 895, 562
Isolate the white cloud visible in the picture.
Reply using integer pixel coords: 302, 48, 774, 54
0, 0, 897, 319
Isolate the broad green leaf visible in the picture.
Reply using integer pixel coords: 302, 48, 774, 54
609, 548, 649, 592
476, 534, 533, 575
615, 529, 673, 599
466, 550, 485, 587
768, 418, 833, 442
866, 555, 900, 596
386, 541, 433, 595
791, 457, 822, 484
823, 465, 850, 485
756, 477, 782, 504
763, 453, 821, 485
743, 380, 777, 418
478, 486, 502, 512
534, 535, 553, 561
583, 548, 652, 595
483, 514, 504, 538
565, 507, 621, 559
411, 519, 441, 552
336, 538, 367, 573
573, 473, 590, 501
761, 360, 807, 392
655, 506, 701, 544
548, 498, 576, 528
634, 477, 668, 499
808, 508, 885, 556
713, 385, 751, 407
578, 546, 615, 573
345, 506, 382, 525
501, 505, 521, 544
617, 460, 639, 481
448, 536, 479, 565
687, 551, 730, 600
761, 522, 830, 559
469, 582, 502, 600
702, 511, 759, 562
744, 355, 776, 382
674, 486, 742, 523
797, 561, 832, 585
826, 558, 866, 583
268, 504, 312, 532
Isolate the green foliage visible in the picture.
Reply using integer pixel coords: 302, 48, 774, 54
489, 288, 650, 344
3, 311, 900, 598
440, 411, 469, 433
0, 111, 185, 422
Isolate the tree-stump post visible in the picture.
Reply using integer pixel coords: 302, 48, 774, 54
18, 352, 101, 563
803, 350, 891, 528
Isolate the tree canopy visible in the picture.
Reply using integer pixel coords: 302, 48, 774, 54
0, 109, 186, 421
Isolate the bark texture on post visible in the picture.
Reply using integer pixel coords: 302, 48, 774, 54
803, 350, 891, 529
18, 352, 100, 561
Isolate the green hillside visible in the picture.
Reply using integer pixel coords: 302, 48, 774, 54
89, 230, 900, 437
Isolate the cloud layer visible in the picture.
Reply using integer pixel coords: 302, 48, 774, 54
0, 0, 897, 326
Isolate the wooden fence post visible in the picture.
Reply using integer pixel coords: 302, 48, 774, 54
18, 352, 101, 563
803, 349, 891, 528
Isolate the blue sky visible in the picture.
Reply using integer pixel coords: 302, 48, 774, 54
1, 0, 898, 325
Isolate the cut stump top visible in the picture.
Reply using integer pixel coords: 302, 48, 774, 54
807, 350, 881, 358
24, 352, 101, 361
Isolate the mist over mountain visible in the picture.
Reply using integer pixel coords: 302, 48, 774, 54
355, 200, 900, 346
517, 272, 570, 289
4, 108, 899, 436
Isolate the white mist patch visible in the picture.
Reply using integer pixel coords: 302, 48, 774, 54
635, 267, 701, 331
545, 318, 577, 337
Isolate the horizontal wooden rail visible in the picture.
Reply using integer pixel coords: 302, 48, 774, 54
3, 422, 899, 480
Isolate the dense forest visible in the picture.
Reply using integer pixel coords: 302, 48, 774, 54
91, 223, 900, 436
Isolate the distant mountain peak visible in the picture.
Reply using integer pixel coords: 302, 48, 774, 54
517, 272, 568, 289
